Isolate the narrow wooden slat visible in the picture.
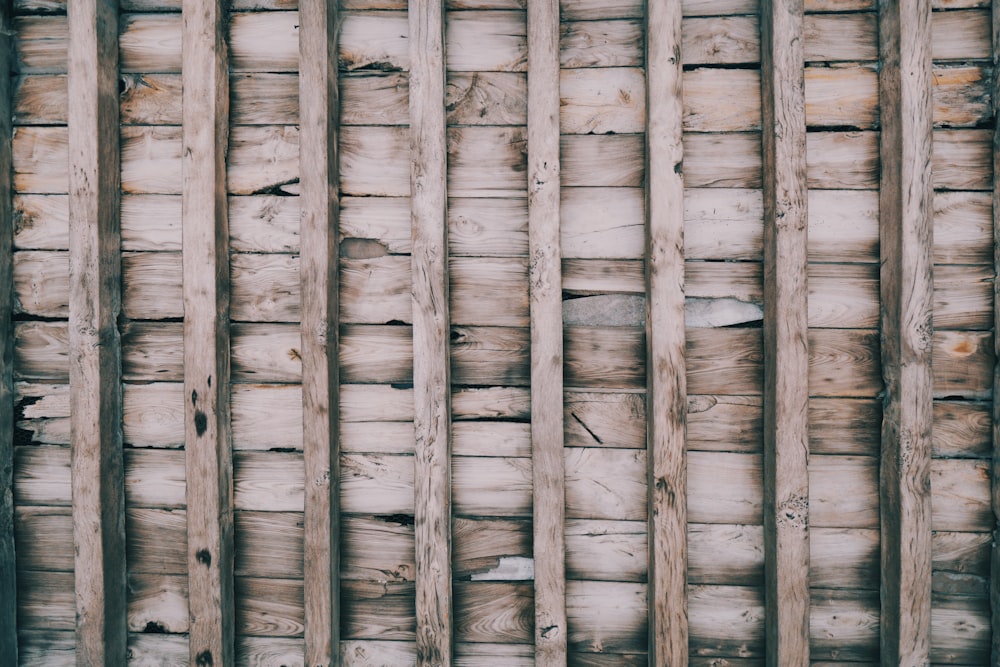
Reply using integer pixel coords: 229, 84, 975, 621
527, 0, 567, 660
761, 0, 810, 663
409, 0, 453, 661
299, 0, 340, 664
991, 0, 1000, 660
181, 1, 234, 665
645, 0, 687, 663
67, 1, 127, 664
878, 0, 934, 663
0, 0, 15, 663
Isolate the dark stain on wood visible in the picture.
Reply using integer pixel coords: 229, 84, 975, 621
194, 410, 207, 436
196, 548, 211, 567
195, 649, 214, 666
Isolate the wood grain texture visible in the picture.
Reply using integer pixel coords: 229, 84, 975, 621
299, 0, 340, 664
181, 1, 234, 665
409, 0, 452, 662
879, 0, 934, 663
645, 0, 687, 662
528, 0, 567, 660
761, 0, 811, 663
67, 1, 127, 664
993, 0, 1000, 661
0, 0, 13, 662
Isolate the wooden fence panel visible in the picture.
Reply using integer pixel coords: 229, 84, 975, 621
3, 1, 999, 665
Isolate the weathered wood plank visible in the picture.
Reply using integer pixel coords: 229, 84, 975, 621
299, 0, 339, 663
409, 0, 452, 661
879, 0, 934, 663
993, 0, 1000, 661
67, 1, 127, 664
181, 0, 234, 665
646, 0, 686, 662
529, 0, 566, 658
761, 0, 810, 662
0, 0, 15, 661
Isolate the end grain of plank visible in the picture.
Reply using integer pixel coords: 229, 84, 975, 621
67, 1, 127, 664
0, 0, 16, 663
299, 0, 341, 665
410, 0, 453, 663
528, 0, 568, 661
761, 0, 810, 663
878, 0, 934, 663
181, 1, 234, 665
645, 0, 688, 664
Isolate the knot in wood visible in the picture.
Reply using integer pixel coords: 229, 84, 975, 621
776, 495, 808, 528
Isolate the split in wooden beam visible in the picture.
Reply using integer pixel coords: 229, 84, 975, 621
0, 0, 17, 663
878, 0, 934, 663
991, 0, 1000, 661
527, 0, 568, 661
409, 0, 453, 662
182, 2, 235, 665
67, 1, 128, 664
761, 0, 811, 662
645, 0, 688, 663
299, 0, 341, 664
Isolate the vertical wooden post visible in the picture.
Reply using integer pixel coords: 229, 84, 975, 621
760, 0, 811, 662
0, 0, 16, 663
300, 0, 341, 664
991, 0, 1000, 661
645, 0, 687, 663
527, 0, 567, 661
182, 2, 235, 665
67, 1, 128, 664
409, 0, 453, 662
878, 0, 934, 664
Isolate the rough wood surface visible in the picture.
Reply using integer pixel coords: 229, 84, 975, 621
645, 0, 687, 662
0, 0, 14, 661
528, 0, 567, 660
181, 1, 234, 665
879, 0, 934, 663
993, 1, 1000, 661
299, 0, 340, 664
409, 0, 453, 662
66, 1, 127, 664
761, 0, 810, 663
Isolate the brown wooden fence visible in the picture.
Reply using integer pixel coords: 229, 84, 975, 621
1, 0, 998, 664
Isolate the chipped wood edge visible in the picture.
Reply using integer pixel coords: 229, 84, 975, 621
761, 0, 811, 662
878, 0, 934, 663
67, 1, 128, 664
181, 2, 235, 665
645, 0, 688, 663
528, 0, 568, 661
299, 0, 341, 664
409, 0, 454, 663
0, 0, 15, 663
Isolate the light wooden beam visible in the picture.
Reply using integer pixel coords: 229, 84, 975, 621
67, 1, 128, 664
0, 0, 16, 663
991, 0, 1000, 661
761, 0, 811, 662
409, 0, 453, 662
645, 0, 688, 663
182, 1, 235, 665
299, 0, 341, 664
528, 0, 567, 661
878, 0, 934, 663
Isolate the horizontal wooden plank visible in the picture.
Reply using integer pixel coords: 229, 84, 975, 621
127, 572, 188, 633
565, 448, 645, 520
932, 400, 991, 458
560, 20, 641, 68
930, 595, 990, 663
930, 458, 991, 531
235, 576, 304, 637
688, 584, 764, 658
932, 129, 992, 191
808, 329, 880, 398
566, 580, 646, 654
809, 589, 879, 661
126, 508, 187, 575
931, 8, 991, 60
454, 582, 533, 642
16, 569, 75, 629
341, 580, 414, 639
560, 67, 644, 134
13, 506, 72, 571
933, 330, 993, 399
688, 452, 761, 525
808, 398, 880, 456
565, 519, 646, 582
803, 13, 876, 61
683, 133, 760, 188
682, 16, 759, 65
932, 191, 992, 265
561, 187, 643, 258
809, 455, 879, 528
807, 131, 879, 189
